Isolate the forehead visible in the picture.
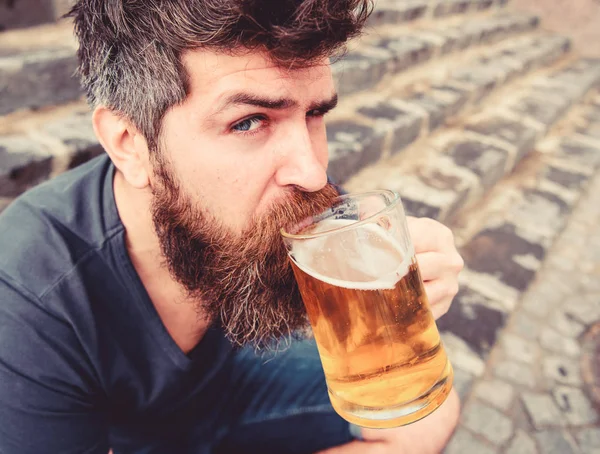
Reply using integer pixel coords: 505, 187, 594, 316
181, 49, 334, 104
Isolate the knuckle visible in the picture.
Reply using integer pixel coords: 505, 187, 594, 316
421, 217, 440, 229
452, 253, 465, 272
446, 281, 460, 298
441, 224, 455, 242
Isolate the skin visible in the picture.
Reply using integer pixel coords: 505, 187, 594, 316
94, 49, 464, 454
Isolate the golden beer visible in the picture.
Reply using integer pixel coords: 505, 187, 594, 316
288, 219, 453, 428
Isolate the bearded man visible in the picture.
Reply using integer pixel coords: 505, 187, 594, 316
0, 1, 464, 453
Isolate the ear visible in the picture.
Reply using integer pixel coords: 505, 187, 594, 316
92, 106, 151, 189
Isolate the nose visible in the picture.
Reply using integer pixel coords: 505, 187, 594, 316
274, 123, 328, 193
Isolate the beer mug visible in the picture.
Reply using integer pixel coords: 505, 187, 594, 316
281, 190, 453, 428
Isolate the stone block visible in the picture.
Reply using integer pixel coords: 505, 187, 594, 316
511, 311, 541, 340
461, 223, 544, 291
543, 356, 583, 387
514, 14, 540, 33
453, 367, 475, 401
450, 67, 502, 104
553, 386, 599, 425
433, 26, 471, 54
551, 59, 600, 96
357, 101, 423, 154
373, 35, 433, 74
485, 13, 537, 42
462, 401, 514, 445
493, 360, 537, 387
506, 189, 571, 248
432, 0, 471, 17
576, 428, 600, 453
0, 0, 55, 31
577, 121, 600, 140
42, 111, 103, 169
438, 287, 506, 356
521, 283, 566, 318
539, 327, 581, 357
529, 78, 581, 102
587, 103, 600, 121
405, 87, 467, 130
0, 135, 53, 197
505, 430, 537, 454
506, 95, 570, 129
478, 55, 524, 82
500, 333, 538, 363
534, 431, 579, 454
366, 0, 428, 27
548, 310, 586, 338
445, 429, 497, 454
557, 138, 600, 170
446, 139, 509, 191
498, 44, 536, 74
521, 393, 565, 429
473, 379, 515, 411
506, 36, 569, 74
461, 19, 495, 44
400, 195, 443, 220
563, 296, 600, 325
332, 49, 391, 96
465, 114, 539, 164
535, 36, 571, 67
441, 331, 486, 377
0, 47, 81, 115
473, 0, 494, 10
543, 166, 589, 192
326, 120, 386, 184
390, 161, 474, 221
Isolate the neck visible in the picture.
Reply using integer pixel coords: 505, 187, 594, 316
113, 170, 210, 353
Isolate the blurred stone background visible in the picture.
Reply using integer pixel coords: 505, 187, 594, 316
1, 1, 600, 453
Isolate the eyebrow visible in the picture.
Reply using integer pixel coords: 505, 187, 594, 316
214, 92, 338, 115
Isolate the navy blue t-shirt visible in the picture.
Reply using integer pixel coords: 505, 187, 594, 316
0, 156, 237, 453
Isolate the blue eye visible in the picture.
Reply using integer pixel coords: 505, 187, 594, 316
232, 116, 264, 133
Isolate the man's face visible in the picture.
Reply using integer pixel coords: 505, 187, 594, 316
148, 50, 340, 347
158, 50, 337, 232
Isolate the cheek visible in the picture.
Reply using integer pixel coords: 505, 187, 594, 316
206, 154, 278, 230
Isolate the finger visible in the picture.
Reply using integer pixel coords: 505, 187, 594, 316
423, 279, 459, 320
416, 252, 450, 281
358, 388, 460, 452
417, 250, 464, 281
408, 217, 456, 254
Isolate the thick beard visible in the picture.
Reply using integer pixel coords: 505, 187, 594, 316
150, 159, 339, 349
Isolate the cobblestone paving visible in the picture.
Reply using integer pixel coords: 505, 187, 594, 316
444, 166, 600, 453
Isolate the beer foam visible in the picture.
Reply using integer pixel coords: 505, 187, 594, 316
290, 219, 414, 291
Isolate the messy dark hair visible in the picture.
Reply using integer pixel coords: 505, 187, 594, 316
68, 0, 372, 149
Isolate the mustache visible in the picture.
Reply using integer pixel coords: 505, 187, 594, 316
253, 184, 340, 235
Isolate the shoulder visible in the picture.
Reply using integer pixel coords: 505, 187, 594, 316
0, 155, 122, 298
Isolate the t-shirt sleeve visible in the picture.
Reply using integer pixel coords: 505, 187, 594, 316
0, 276, 109, 454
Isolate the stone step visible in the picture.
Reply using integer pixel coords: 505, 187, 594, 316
0, 0, 69, 32
343, 58, 600, 223
366, 0, 507, 28
335, 10, 539, 97
327, 32, 570, 185
0, 19, 79, 116
0, 0, 506, 33
0, 32, 569, 202
0, 107, 101, 198
434, 93, 600, 403
0, 8, 535, 116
